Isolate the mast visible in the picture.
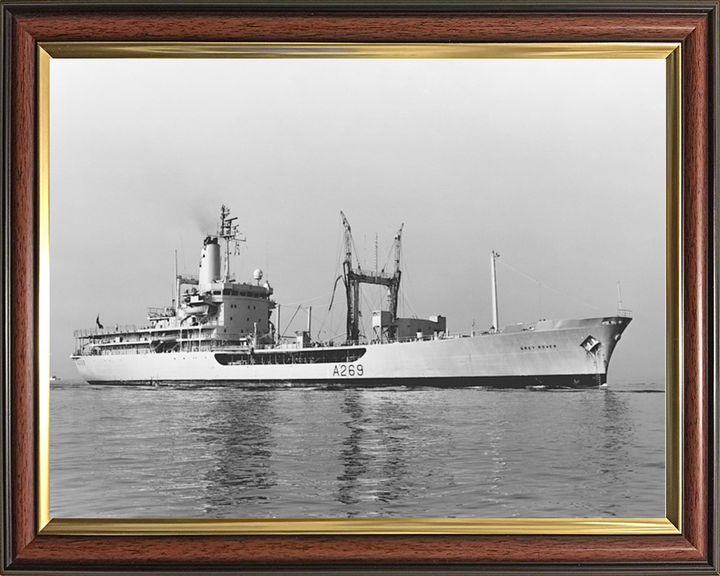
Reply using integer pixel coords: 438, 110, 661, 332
218, 205, 245, 282
491, 251, 500, 332
276, 305, 281, 344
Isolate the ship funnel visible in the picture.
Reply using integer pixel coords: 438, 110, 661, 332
199, 236, 221, 286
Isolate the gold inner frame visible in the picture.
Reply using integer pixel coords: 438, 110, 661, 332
37, 42, 682, 536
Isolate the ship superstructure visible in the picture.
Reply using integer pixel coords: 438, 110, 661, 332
72, 206, 632, 388
75, 206, 276, 360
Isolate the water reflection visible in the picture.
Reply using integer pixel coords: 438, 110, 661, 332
596, 391, 635, 516
600, 391, 634, 465
373, 397, 412, 505
336, 391, 414, 515
336, 392, 369, 512
191, 391, 278, 515
477, 411, 511, 514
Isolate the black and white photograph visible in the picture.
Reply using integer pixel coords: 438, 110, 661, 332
49, 55, 666, 519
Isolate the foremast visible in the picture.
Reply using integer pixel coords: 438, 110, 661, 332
491, 250, 500, 333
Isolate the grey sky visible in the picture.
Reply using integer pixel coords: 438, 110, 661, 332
49, 57, 666, 383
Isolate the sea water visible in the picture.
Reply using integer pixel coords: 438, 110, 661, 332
50, 381, 664, 518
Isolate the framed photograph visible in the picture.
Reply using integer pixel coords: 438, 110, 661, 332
1, 1, 717, 574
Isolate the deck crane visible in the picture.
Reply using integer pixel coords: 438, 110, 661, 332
340, 212, 403, 344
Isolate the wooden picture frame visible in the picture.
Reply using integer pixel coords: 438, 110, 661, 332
1, 1, 717, 573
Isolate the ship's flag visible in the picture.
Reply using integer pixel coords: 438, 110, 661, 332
96, 314, 104, 330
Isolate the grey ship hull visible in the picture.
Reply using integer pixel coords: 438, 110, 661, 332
74, 315, 631, 388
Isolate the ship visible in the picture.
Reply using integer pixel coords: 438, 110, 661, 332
71, 206, 632, 388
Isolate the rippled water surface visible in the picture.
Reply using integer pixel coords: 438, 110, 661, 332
50, 382, 664, 518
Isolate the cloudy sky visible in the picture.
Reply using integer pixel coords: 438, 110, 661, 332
49, 57, 666, 383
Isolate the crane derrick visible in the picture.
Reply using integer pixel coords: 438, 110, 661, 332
340, 212, 402, 344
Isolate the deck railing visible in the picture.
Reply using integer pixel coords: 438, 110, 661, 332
73, 325, 141, 338
74, 321, 228, 339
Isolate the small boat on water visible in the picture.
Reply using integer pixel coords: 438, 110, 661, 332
72, 206, 631, 388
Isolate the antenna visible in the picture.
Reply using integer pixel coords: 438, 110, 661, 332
375, 233, 379, 275
218, 205, 246, 282
180, 236, 187, 274
174, 250, 178, 308
617, 281, 623, 310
